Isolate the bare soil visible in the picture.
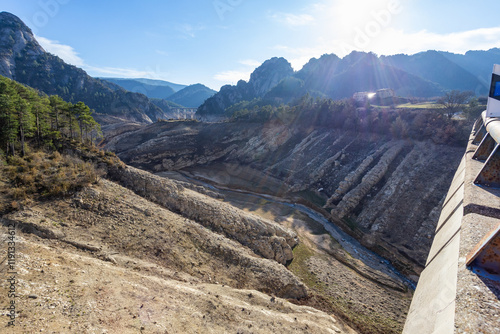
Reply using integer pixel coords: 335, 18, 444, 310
0, 176, 356, 333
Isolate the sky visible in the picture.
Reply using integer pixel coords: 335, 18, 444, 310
3, 0, 500, 90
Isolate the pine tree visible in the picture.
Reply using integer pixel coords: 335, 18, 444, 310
49, 95, 66, 134
0, 75, 100, 155
0, 88, 18, 155
14, 97, 35, 156
75, 102, 100, 143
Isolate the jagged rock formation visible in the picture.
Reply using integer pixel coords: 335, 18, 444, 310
105, 120, 464, 274
326, 142, 388, 204
197, 57, 293, 116
248, 57, 295, 97
0, 12, 44, 78
330, 141, 405, 219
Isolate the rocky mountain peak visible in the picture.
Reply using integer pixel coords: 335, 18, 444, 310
0, 12, 45, 79
197, 57, 294, 117
249, 57, 293, 97
0, 11, 31, 31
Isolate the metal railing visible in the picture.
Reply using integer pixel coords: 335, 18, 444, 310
472, 111, 500, 187
466, 111, 500, 279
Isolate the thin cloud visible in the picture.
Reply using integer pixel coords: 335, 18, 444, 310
333, 26, 500, 57
278, 0, 500, 60
36, 36, 85, 67
272, 25, 500, 72
271, 13, 314, 27
176, 23, 205, 38
84, 65, 159, 78
156, 50, 169, 56
239, 59, 261, 67
214, 70, 252, 84
36, 35, 168, 79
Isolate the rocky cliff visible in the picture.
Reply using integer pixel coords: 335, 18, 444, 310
197, 57, 293, 117
0, 12, 44, 78
108, 165, 299, 266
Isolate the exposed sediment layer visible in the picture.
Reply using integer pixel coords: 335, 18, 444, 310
108, 165, 298, 265
105, 120, 464, 273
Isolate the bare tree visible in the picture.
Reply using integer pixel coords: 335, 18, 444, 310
437, 90, 473, 119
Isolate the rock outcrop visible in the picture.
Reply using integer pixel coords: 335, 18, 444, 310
0, 12, 44, 79
107, 165, 298, 265
330, 141, 406, 219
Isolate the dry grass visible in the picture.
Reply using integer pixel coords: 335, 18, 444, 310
2, 150, 100, 209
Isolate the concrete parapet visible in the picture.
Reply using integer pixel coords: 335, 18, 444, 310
404, 126, 500, 333
403, 156, 464, 334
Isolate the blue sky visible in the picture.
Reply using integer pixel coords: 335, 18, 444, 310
3, 0, 500, 90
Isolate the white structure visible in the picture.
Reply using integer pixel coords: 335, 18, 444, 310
353, 91, 375, 102
376, 88, 396, 99
353, 89, 395, 103
486, 64, 500, 117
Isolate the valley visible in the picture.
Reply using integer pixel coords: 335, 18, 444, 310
0, 10, 493, 334
105, 118, 465, 277
101, 115, 466, 333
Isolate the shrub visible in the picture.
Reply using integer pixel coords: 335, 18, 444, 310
4, 150, 100, 204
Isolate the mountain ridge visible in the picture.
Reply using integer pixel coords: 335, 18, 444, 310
2, 11, 499, 123
198, 49, 499, 117
99, 77, 177, 100
198, 57, 293, 117
0, 12, 173, 124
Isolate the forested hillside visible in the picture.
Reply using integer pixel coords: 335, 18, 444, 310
0, 75, 100, 156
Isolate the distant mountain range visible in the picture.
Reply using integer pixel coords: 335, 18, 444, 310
101, 78, 216, 108
99, 78, 181, 99
199, 49, 500, 117
166, 83, 217, 108
0, 12, 214, 124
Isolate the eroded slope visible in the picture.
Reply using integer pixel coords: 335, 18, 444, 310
0, 176, 355, 333
105, 120, 464, 276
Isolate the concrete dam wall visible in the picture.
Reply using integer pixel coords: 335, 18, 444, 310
404, 115, 500, 334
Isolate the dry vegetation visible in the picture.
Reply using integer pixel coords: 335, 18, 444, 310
0, 138, 127, 210
5, 151, 97, 199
